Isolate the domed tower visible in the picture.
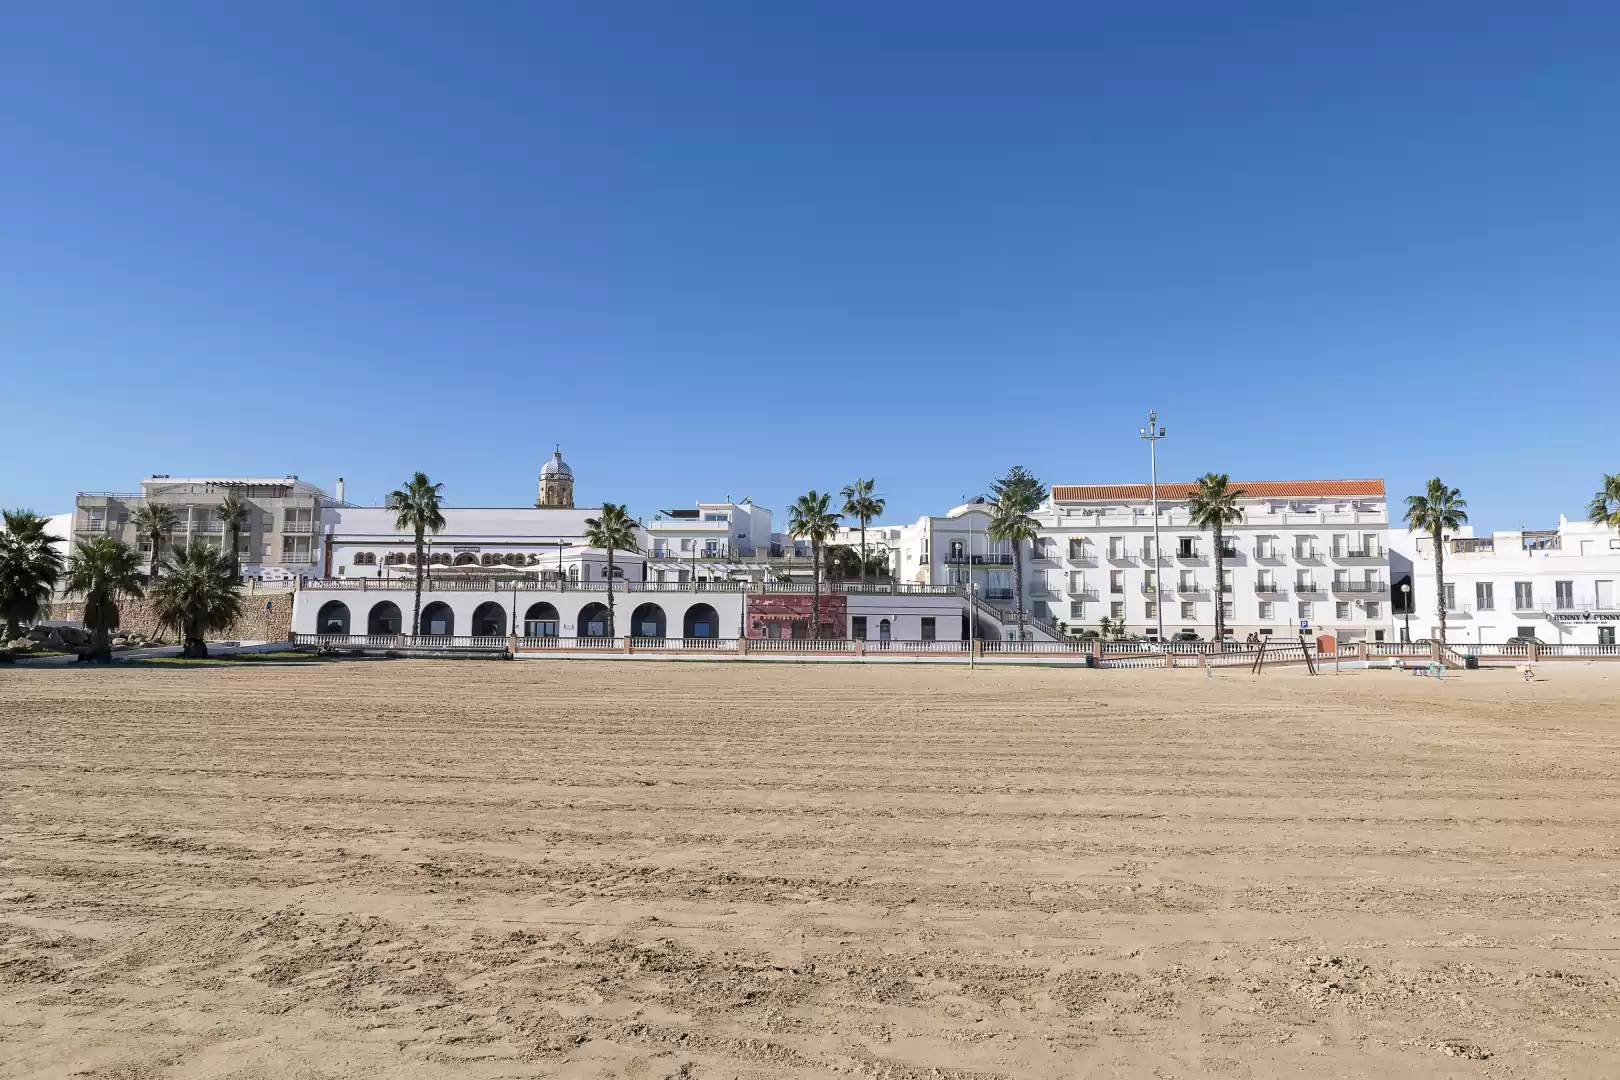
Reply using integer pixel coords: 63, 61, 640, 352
536, 448, 575, 509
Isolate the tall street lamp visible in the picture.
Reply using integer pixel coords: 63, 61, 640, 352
1139, 411, 1167, 644
1401, 581, 1412, 642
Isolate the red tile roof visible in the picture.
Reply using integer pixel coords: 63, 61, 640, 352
1051, 479, 1385, 502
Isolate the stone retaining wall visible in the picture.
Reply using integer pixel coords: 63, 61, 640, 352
43, 590, 295, 643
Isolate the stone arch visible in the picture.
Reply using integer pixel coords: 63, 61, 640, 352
524, 602, 560, 637
367, 601, 402, 635
629, 602, 666, 639
453, 552, 478, 567
577, 602, 611, 638
878, 618, 892, 642
471, 601, 507, 636
317, 600, 350, 635
683, 603, 719, 639
420, 601, 454, 637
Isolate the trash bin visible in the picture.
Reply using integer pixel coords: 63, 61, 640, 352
1463, 655, 1479, 670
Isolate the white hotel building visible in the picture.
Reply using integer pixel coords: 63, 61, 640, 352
1394, 517, 1620, 647
876, 479, 1394, 642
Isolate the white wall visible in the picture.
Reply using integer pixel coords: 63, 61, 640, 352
846, 593, 967, 641
295, 586, 744, 639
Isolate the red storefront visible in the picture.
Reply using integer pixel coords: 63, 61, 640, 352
745, 593, 848, 639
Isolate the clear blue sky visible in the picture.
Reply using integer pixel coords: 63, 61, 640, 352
4, 2, 1617, 531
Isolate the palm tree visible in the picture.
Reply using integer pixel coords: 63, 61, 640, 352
1187, 473, 1246, 645
1, 510, 65, 642
1404, 478, 1468, 645
788, 491, 841, 639
386, 473, 446, 638
64, 535, 145, 662
583, 503, 639, 638
1589, 473, 1620, 528
149, 543, 244, 658
216, 491, 251, 582
131, 502, 176, 579
987, 466, 1047, 640
840, 478, 886, 584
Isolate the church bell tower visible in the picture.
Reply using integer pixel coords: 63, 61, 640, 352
536, 448, 575, 509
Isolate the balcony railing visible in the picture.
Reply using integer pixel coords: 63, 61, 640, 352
1294, 581, 1323, 594
1293, 549, 1321, 560
1254, 582, 1286, 594
1332, 547, 1383, 560
278, 554, 318, 566
943, 553, 1014, 566
1175, 548, 1203, 561
1254, 548, 1286, 561
1070, 587, 1099, 601
1031, 547, 1060, 562
282, 522, 316, 535
1106, 550, 1137, 563
1332, 580, 1387, 594
983, 587, 1015, 601
1176, 584, 1209, 596
1540, 600, 1616, 614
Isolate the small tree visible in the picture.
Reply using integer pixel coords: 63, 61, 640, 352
1187, 473, 1246, 645
0, 510, 65, 642
788, 491, 841, 639
217, 491, 251, 582
839, 479, 886, 585
149, 543, 245, 658
987, 466, 1047, 640
583, 503, 639, 638
131, 503, 176, 579
1589, 473, 1620, 528
64, 536, 145, 662
1404, 478, 1468, 645
386, 473, 446, 638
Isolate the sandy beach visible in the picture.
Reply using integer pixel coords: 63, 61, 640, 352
3, 659, 1618, 1078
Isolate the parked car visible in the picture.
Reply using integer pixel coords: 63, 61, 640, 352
1505, 635, 1545, 645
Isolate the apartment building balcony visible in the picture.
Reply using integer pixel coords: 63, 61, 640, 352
193, 522, 224, 534
983, 587, 1015, 601
1294, 581, 1324, 595
1176, 583, 1210, 597
943, 552, 1014, 566
1028, 581, 1056, 597
1066, 548, 1097, 566
277, 553, 317, 566
1174, 547, 1204, 562
1539, 601, 1618, 615
1293, 548, 1322, 562
1140, 583, 1168, 596
1332, 580, 1388, 595
1253, 547, 1287, 562
76, 521, 109, 534
282, 522, 316, 535
1254, 582, 1287, 595
1331, 547, 1384, 561
1031, 547, 1060, 563
1105, 550, 1137, 564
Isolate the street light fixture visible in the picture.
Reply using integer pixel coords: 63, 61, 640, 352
1401, 582, 1412, 642
1139, 411, 1167, 644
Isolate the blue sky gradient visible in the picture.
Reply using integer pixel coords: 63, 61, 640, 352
4, 2, 1617, 529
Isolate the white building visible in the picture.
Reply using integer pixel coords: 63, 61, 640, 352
1393, 516, 1620, 646
1027, 479, 1393, 642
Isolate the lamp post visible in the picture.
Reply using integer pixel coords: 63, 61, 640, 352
1401, 582, 1412, 642
1139, 411, 1167, 644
